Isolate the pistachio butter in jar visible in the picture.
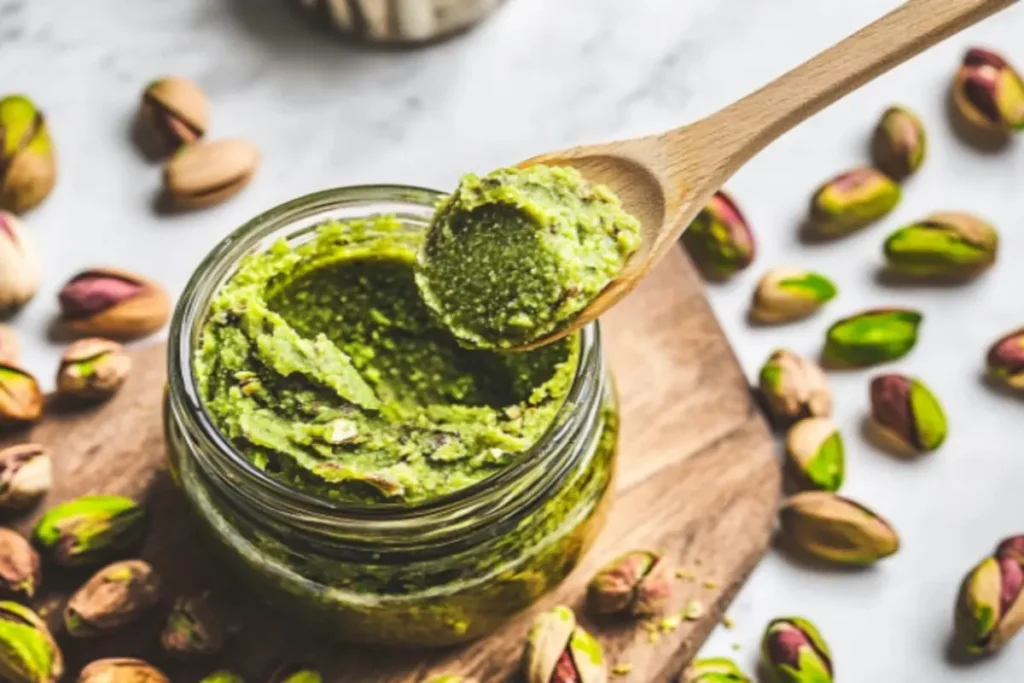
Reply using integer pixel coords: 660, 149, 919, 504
164, 185, 619, 646
294, 0, 504, 45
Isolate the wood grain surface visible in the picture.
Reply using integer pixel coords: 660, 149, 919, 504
3, 246, 779, 683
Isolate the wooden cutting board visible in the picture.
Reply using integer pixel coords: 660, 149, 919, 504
3, 246, 779, 683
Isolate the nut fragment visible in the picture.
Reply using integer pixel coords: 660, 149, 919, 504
268, 663, 324, 683
79, 658, 169, 683
761, 617, 833, 683
809, 168, 901, 236
0, 443, 50, 511
952, 47, 1024, 133
823, 308, 922, 368
869, 374, 947, 455
758, 350, 832, 426
0, 364, 43, 427
0, 95, 56, 214
161, 591, 227, 658
33, 495, 145, 567
986, 328, 1024, 390
779, 491, 899, 566
0, 600, 63, 683
523, 605, 606, 683
750, 267, 837, 324
56, 338, 132, 402
0, 528, 40, 600
871, 106, 927, 181
0, 211, 41, 314
163, 139, 259, 209
138, 77, 209, 156
785, 418, 844, 492
65, 560, 161, 637
954, 535, 1024, 654
58, 267, 170, 339
587, 549, 672, 617
884, 212, 998, 279
0, 324, 19, 364
682, 191, 755, 280
682, 657, 751, 682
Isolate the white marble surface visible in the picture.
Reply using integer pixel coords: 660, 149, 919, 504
3, 0, 1024, 679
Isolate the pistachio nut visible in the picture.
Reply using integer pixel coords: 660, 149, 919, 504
986, 328, 1024, 389
587, 549, 672, 617
56, 338, 132, 402
0, 443, 51, 511
58, 267, 170, 339
79, 658, 169, 683
161, 591, 227, 657
0, 528, 40, 601
871, 106, 927, 181
869, 374, 947, 455
523, 605, 607, 683
750, 267, 837, 324
426, 677, 474, 683
163, 139, 259, 210
65, 560, 161, 637
779, 491, 899, 565
758, 350, 832, 426
681, 190, 755, 280
268, 663, 324, 683
33, 495, 145, 567
954, 535, 1024, 654
884, 212, 998, 279
0, 601, 63, 683
681, 657, 751, 682
784, 418, 844, 492
138, 76, 209, 156
761, 617, 833, 683
953, 47, 1024, 133
200, 672, 245, 683
0, 324, 19, 364
0, 364, 43, 426
0, 95, 56, 214
0, 211, 41, 314
809, 168, 901, 236
823, 308, 922, 368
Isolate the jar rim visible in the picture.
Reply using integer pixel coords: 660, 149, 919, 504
166, 184, 605, 523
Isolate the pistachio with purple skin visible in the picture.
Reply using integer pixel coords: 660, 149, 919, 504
750, 267, 837, 324
138, 77, 209, 156
954, 535, 1024, 654
56, 338, 132, 402
33, 495, 145, 567
809, 168, 901, 236
0, 443, 51, 511
58, 267, 170, 339
79, 658, 168, 683
823, 308, 922, 368
871, 106, 927, 181
523, 605, 607, 683
986, 328, 1024, 390
682, 657, 751, 682
0, 211, 41, 315
587, 549, 672, 617
0, 324, 19, 364
161, 592, 227, 658
953, 47, 1024, 133
0, 528, 41, 600
65, 560, 161, 637
779, 491, 899, 566
884, 212, 998, 279
784, 418, 844, 492
0, 601, 63, 683
761, 617, 833, 683
0, 364, 43, 427
682, 190, 755, 280
758, 350, 832, 426
869, 374, 947, 455
0, 95, 56, 214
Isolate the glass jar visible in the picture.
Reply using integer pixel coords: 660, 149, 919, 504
164, 185, 619, 647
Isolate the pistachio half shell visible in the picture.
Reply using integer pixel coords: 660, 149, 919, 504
0, 364, 43, 427
163, 139, 259, 209
56, 338, 132, 402
682, 190, 755, 280
587, 549, 672, 617
0, 601, 63, 683
779, 491, 899, 565
785, 418, 844, 492
0, 95, 56, 214
823, 308, 922, 368
869, 374, 947, 455
884, 212, 998, 279
523, 605, 606, 683
682, 657, 751, 682
0, 528, 41, 600
955, 535, 1024, 654
0, 443, 51, 511
58, 267, 170, 339
871, 106, 927, 181
0, 211, 41, 314
139, 76, 209, 156
986, 328, 1024, 390
65, 560, 161, 637
809, 168, 900, 236
33, 495, 145, 567
758, 349, 832, 426
79, 658, 169, 683
953, 47, 1024, 133
761, 616, 833, 683
750, 267, 837, 324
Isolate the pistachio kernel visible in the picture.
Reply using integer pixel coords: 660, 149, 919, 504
65, 560, 162, 637
56, 337, 132, 402
871, 106, 927, 181
761, 616, 833, 683
79, 658, 169, 683
785, 418, 844, 492
682, 190, 755, 280
0, 211, 41, 314
869, 374, 947, 455
0, 95, 57, 214
32, 495, 146, 567
809, 168, 900, 236
884, 212, 998, 279
163, 139, 260, 210
758, 349, 832, 426
587, 549, 672, 617
0, 528, 41, 601
779, 491, 899, 565
986, 328, 1024, 390
952, 47, 1024, 133
139, 76, 209, 155
0, 364, 43, 426
0, 443, 51, 511
823, 308, 922, 368
58, 267, 170, 339
750, 267, 837, 324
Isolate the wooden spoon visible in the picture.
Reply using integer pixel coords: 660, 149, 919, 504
513, 0, 1014, 350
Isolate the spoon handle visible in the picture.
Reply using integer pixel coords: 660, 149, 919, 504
687, 0, 1015, 180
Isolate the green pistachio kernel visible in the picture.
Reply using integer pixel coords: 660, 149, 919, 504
823, 308, 922, 367
32, 495, 145, 567
884, 212, 998, 279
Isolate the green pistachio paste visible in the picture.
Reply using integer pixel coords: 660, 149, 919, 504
415, 165, 642, 349
194, 217, 580, 505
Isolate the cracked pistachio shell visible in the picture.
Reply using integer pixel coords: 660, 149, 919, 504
823, 308, 922, 367
65, 560, 161, 637
785, 418, 844, 492
0, 443, 51, 511
163, 139, 259, 210
751, 267, 837, 324
955, 536, 1024, 654
79, 658, 169, 683
58, 267, 170, 339
587, 549, 672, 617
56, 338, 132, 402
268, 664, 324, 683
161, 592, 227, 658
0, 211, 41, 314
0, 601, 63, 683
761, 617, 833, 683
779, 491, 899, 565
0, 364, 43, 426
200, 672, 245, 683
683, 657, 751, 682
884, 212, 998, 279
0, 95, 56, 214
33, 495, 145, 567
0, 324, 19, 364
869, 374, 947, 454
0, 528, 41, 601
953, 47, 1024, 133
809, 168, 900, 236
871, 106, 927, 180
139, 77, 209, 155
682, 191, 755, 280
758, 350, 832, 425
986, 328, 1024, 390
524, 605, 607, 683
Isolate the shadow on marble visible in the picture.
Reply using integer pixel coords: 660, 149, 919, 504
873, 266, 992, 290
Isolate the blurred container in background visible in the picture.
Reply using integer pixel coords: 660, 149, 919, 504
294, 0, 504, 45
